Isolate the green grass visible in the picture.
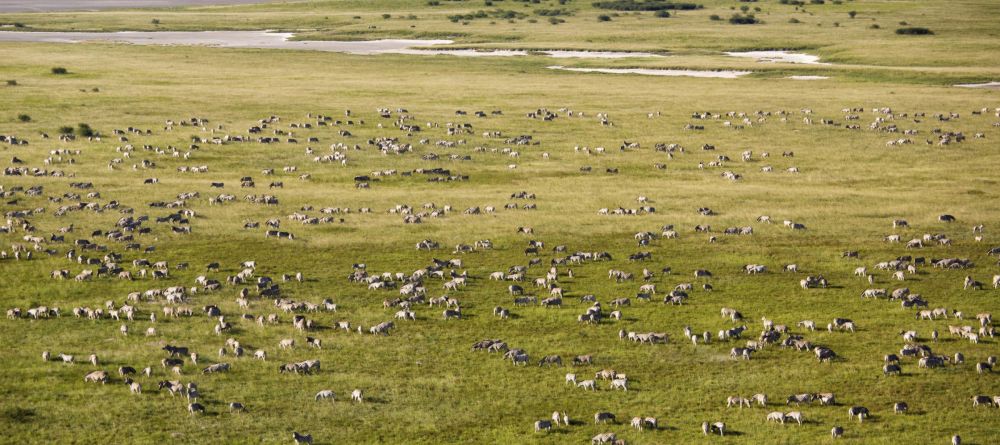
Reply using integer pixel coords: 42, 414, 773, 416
0, 1, 999, 444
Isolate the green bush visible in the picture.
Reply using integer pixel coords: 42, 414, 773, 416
896, 27, 933, 35
592, 1, 702, 11
709, 14, 721, 20
58, 126, 74, 135
598, 14, 612, 21
51, 67, 68, 75
848, 11, 856, 18
728, 13, 758, 24
788, 17, 800, 23
2, 407, 35, 423
654, 10, 670, 17
382, 13, 391, 19
17, 114, 31, 122
76, 123, 95, 137
5, 80, 16, 86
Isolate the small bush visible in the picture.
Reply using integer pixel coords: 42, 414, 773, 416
896, 27, 932, 35
5, 80, 16, 86
740, 5, 749, 12
598, 14, 612, 21
709, 14, 721, 21
788, 17, 800, 23
728, 13, 758, 24
848, 11, 856, 18
654, 10, 670, 17
591, 1, 702, 11
548, 17, 566, 24
51, 67, 68, 75
809, 0, 824, 3
896, 27, 931, 35
151, 18, 160, 24
869, 23, 880, 29
382, 13, 391, 19
17, 114, 31, 122
58, 126, 74, 135
3, 407, 35, 423
13, 22, 25, 28
427, 0, 440, 5
76, 123, 95, 137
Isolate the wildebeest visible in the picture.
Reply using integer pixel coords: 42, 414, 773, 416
594, 411, 616, 424
847, 406, 870, 421
292, 432, 313, 444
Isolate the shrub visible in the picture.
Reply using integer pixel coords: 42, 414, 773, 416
535, 8, 572, 16
654, 10, 670, 17
151, 18, 160, 24
76, 123, 95, 137
382, 13, 391, 19
2, 407, 35, 423
896, 27, 932, 35
788, 18, 800, 23
17, 114, 31, 122
591, 1, 702, 11
5, 80, 16, 86
869, 23, 880, 29
51, 67, 68, 75
740, 5, 749, 12
809, 0, 824, 4
427, 0, 440, 4
548, 17, 566, 24
728, 13, 758, 24
709, 14, 721, 20
58, 126, 74, 135
848, 10, 856, 18
598, 14, 612, 21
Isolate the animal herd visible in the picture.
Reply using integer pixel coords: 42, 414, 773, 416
2, 103, 998, 443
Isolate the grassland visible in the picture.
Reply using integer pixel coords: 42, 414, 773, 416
1, 1, 999, 444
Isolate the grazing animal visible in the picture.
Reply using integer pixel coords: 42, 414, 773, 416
594, 411, 616, 424
832, 426, 844, 438
188, 403, 205, 415
292, 432, 313, 444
